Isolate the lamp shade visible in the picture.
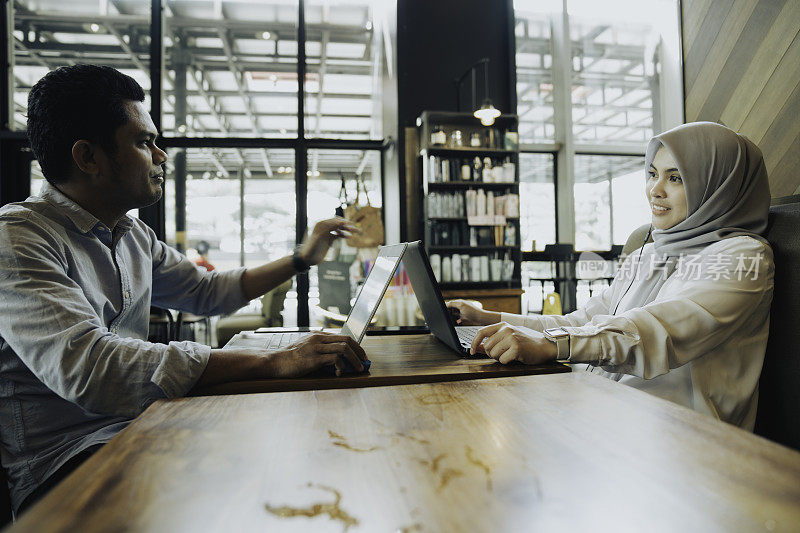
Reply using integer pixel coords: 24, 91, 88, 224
474, 99, 501, 126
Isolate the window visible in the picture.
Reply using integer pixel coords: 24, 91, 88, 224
573, 155, 647, 251
514, 0, 682, 254
10, 0, 151, 131
304, 0, 384, 139
162, 0, 299, 138
164, 147, 296, 271
514, 6, 555, 144
519, 152, 555, 251
569, 1, 663, 146
306, 149, 382, 325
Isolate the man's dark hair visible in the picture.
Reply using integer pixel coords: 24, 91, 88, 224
27, 64, 146, 185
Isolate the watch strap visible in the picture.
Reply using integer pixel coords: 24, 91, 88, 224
292, 248, 310, 273
544, 327, 570, 361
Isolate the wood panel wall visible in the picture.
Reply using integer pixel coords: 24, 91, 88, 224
682, 0, 800, 197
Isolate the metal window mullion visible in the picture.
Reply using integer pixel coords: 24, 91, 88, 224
296, 0, 309, 327
240, 166, 245, 268
2, 0, 13, 131
551, 2, 574, 246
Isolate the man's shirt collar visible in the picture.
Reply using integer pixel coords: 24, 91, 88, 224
39, 181, 134, 235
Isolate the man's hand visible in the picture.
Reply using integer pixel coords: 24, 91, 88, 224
271, 332, 368, 377
446, 299, 501, 325
297, 218, 359, 266
470, 322, 558, 365
195, 332, 369, 390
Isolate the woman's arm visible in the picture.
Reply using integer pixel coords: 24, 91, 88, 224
560, 239, 773, 378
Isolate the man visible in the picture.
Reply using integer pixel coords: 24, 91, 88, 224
0, 64, 367, 515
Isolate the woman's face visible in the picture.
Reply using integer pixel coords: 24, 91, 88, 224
647, 147, 687, 230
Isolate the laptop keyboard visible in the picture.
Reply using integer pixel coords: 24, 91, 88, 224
455, 325, 482, 348
261, 332, 304, 350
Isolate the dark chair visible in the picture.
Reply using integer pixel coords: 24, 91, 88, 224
621, 223, 653, 257
754, 197, 800, 451
1, 465, 12, 527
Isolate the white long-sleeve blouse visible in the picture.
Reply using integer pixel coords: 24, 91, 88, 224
501, 236, 774, 429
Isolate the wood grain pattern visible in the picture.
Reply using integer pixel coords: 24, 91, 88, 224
683, 0, 800, 196
9, 372, 800, 532
192, 333, 568, 396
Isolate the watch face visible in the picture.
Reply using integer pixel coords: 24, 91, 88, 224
545, 327, 568, 338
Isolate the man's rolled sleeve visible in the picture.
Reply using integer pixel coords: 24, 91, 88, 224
150, 341, 211, 399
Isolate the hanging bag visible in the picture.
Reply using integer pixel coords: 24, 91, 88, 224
344, 175, 384, 248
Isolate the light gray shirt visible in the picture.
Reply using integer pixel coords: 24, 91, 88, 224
0, 183, 249, 510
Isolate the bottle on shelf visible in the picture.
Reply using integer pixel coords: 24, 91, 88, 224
470, 132, 481, 147
503, 157, 515, 183
472, 156, 482, 181
476, 189, 486, 216
482, 157, 492, 182
431, 125, 446, 146
461, 160, 471, 180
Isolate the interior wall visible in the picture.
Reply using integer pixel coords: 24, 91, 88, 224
682, 0, 800, 197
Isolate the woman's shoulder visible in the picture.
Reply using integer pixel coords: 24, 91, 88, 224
698, 235, 773, 260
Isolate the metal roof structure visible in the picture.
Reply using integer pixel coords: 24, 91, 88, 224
11, 0, 385, 182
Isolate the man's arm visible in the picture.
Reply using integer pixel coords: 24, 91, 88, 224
192, 332, 368, 390
240, 218, 357, 300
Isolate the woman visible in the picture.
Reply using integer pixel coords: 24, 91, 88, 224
449, 122, 773, 430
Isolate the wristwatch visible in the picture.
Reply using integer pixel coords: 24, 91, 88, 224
292, 247, 311, 273
543, 327, 570, 361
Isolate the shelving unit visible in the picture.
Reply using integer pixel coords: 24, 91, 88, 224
416, 111, 523, 314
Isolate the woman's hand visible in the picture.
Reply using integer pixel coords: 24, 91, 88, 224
470, 322, 558, 365
446, 299, 501, 326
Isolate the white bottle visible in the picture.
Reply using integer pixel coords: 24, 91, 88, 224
486, 191, 495, 217
492, 163, 504, 183
442, 256, 452, 282
482, 157, 492, 182
466, 190, 476, 217
477, 189, 486, 216
451, 255, 462, 282
430, 254, 442, 282
503, 158, 515, 182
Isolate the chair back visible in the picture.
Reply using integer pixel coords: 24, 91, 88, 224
754, 197, 800, 450
0, 464, 12, 526
621, 224, 653, 257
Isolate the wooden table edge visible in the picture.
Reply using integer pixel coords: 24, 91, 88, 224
191, 362, 570, 396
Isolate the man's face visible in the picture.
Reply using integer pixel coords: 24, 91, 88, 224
95, 100, 167, 211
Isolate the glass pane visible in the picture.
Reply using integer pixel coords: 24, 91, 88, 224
164, 148, 242, 272
11, 0, 151, 131
304, 0, 383, 140
514, 1, 556, 143
574, 154, 646, 250
569, 0, 670, 145
306, 149, 382, 326
164, 147, 296, 275
164, 0, 299, 138
519, 152, 555, 251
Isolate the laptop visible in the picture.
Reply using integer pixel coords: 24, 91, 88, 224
253, 242, 408, 350
252, 241, 482, 356
400, 241, 484, 356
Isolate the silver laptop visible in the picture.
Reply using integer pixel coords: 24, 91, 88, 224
253, 243, 407, 350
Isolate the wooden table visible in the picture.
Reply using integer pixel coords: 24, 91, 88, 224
10, 372, 800, 532
192, 332, 569, 395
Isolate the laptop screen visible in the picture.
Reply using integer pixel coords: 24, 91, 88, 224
341, 244, 406, 342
